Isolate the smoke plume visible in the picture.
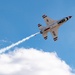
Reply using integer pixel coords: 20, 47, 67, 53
0, 32, 39, 53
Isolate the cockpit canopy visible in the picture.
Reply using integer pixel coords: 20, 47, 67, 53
58, 18, 65, 24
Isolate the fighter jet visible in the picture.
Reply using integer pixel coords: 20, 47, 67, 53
38, 15, 72, 41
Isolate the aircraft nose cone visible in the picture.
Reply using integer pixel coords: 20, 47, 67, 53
69, 16, 72, 18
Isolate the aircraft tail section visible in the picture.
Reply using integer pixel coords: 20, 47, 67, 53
38, 24, 44, 30
38, 24, 45, 34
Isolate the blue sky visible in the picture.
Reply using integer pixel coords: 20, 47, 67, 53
0, 0, 75, 71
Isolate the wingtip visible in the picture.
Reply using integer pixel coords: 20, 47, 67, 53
42, 14, 47, 18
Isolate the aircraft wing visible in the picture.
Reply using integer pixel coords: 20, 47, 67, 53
42, 15, 56, 26
42, 32, 48, 40
50, 27, 58, 41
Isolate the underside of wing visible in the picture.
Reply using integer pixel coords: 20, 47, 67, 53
50, 27, 58, 41
42, 15, 56, 26
42, 32, 48, 40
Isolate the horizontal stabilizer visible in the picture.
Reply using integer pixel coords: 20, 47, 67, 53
42, 32, 48, 40
38, 24, 44, 30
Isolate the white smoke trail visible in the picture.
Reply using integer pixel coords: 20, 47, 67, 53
0, 32, 40, 53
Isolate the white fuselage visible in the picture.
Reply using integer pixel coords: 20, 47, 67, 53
38, 15, 72, 41
42, 16, 71, 33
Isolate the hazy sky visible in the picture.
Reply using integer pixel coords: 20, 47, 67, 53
0, 0, 75, 75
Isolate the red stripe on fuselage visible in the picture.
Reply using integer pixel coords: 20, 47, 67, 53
44, 27, 50, 31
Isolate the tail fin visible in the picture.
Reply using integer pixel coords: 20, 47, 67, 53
38, 24, 44, 30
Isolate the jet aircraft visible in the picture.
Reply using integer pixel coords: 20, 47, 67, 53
38, 15, 72, 41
